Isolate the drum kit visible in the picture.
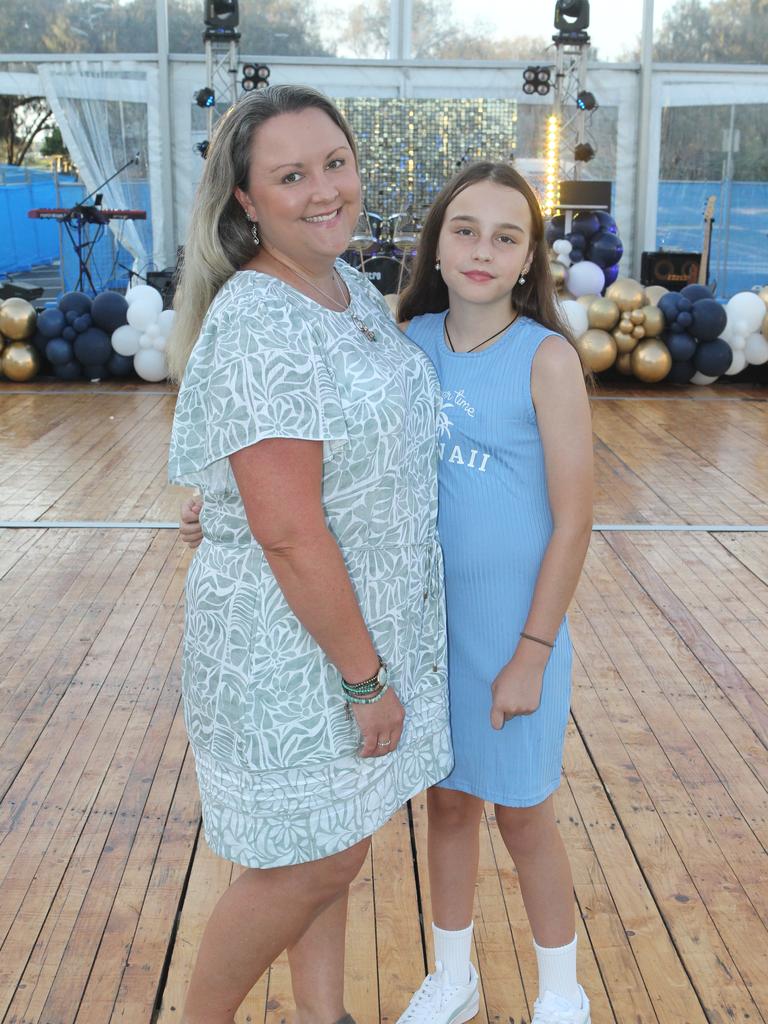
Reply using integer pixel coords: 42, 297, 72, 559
344, 205, 422, 299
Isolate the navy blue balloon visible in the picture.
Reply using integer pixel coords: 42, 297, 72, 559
30, 329, 49, 356
595, 211, 618, 234
694, 339, 733, 377
680, 284, 714, 303
74, 327, 112, 366
82, 363, 110, 380
46, 338, 74, 365
65, 310, 79, 325
667, 359, 695, 385
677, 311, 693, 328
658, 292, 681, 320
678, 297, 692, 313
59, 291, 92, 316
108, 352, 135, 377
587, 231, 624, 269
666, 332, 697, 362
54, 360, 82, 380
73, 313, 92, 333
568, 232, 586, 250
92, 291, 129, 333
37, 307, 66, 339
571, 212, 601, 237
691, 299, 727, 342
603, 263, 620, 287
569, 250, 584, 263
62, 326, 77, 342
545, 215, 566, 245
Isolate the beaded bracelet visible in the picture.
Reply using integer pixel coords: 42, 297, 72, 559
343, 682, 389, 705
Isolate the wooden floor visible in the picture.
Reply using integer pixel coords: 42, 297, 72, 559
1, 379, 767, 1024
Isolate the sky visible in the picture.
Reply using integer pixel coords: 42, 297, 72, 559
446, 0, 683, 62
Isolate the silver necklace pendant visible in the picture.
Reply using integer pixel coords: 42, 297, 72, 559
350, 312, 377, 343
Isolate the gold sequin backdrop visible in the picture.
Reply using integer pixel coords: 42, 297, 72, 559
335, 98, 518, 219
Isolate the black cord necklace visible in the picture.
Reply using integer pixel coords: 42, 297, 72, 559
444, 313, 518, 353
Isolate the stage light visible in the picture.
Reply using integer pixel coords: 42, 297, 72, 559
554, 0, 590, 33
522, 66, 551, 97
195, 87, 216, 108
204, 0, 239, 29
255, 64, 271, 88
543, 113, 561, 217
576, 90, 597, 111
574, 142, 596, 162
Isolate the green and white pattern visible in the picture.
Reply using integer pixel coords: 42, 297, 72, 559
169, 262, 453, 867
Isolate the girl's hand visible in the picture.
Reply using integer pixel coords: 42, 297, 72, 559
490, 649, 548, 729
180, 493, 203, 549
352, 688, 406, 758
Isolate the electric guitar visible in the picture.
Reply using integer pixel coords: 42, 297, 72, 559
698, 195, 716, 286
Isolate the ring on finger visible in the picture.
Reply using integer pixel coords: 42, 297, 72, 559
377, 738, 392, 748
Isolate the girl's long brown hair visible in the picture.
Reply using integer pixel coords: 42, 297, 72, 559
398, 162, 584, 368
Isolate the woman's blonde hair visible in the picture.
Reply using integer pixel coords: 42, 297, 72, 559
166, 85, 358, 383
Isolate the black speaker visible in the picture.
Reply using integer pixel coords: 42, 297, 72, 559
640, 251, 701, 292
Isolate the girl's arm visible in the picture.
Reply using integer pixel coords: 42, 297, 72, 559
490, 337, 593, 728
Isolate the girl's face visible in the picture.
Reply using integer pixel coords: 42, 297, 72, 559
437, 180, 534, 306
234, 107, 361, 267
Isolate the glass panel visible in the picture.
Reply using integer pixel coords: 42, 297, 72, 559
0, 0, 158, 54
656, 103, 768, 296
411, 0, 642, 62
654, 0, 768, 63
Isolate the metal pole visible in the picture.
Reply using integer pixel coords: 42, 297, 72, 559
720, 103, 736, 296
155, 0, 176, 267
633, 0, 655, 279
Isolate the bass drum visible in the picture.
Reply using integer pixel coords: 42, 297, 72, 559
358, 256, 411, 297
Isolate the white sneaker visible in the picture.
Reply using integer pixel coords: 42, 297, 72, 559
396, 961, 480, 1024
532, 986, 591, 1024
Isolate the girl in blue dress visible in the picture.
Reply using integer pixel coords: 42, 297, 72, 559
180, 161, 594, 1024
395, 163, 593, 1024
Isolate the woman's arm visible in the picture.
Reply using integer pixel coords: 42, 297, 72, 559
490, 337, 593, 728
230, 437, 405, 756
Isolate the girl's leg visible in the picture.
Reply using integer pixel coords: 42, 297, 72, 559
289, 889, 350, 1024
495, 797, 582, 1009
182, 838, 370, 1024
427, 786, 484, 930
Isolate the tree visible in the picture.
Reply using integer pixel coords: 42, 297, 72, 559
41, 125, 70, 160
0, 97, 52, 164
653, 0, 768, 62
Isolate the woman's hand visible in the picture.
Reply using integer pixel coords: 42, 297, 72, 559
490, 646, 549, 729
352, 688, 406, 758
180, 493, 203, 549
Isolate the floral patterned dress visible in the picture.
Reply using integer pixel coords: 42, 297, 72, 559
169, 261, 453, 867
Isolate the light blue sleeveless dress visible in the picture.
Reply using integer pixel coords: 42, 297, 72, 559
407, 312, 573, 807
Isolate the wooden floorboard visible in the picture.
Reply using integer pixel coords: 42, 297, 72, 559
0, 383, 767, 1022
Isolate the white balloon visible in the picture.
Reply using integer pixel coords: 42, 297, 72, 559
146, 323, 160, 338
559, 299, 589, 339
725, 291, 765, 334
566, 260, 605, 298
127, 299, 163, 332
134, 348, 168, 381
690, 372, 719, 385
153, 334, 168, 351
724, 350, 748, 375
111, 323, 142, 357
745, 331, 768, 365
157, 309, 175, 336
139, 333, 152, 349
126, 284, 163, 313
732, 318, 750, 336
730, 333, 747, 351
553, 239, 573, 255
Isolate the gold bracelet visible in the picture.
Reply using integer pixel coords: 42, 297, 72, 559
519, 631, 555, 649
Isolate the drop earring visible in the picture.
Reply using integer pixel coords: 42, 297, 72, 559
246, 214, 260, 247
435, 258, 441, 271
518, 269, 528, 285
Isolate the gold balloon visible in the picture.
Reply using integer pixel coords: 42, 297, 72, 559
632, 325, 646, 339
605, 277, 647, 312
615, 352, 634, 375
756, 285, 768, 306
763, 311, 768, 341
630, 309, 645, 325
631, 339, 672, 383
613, 329, 638, 354
619, 317, 633, 334
576, 329, 618, 373
549, 261, 567, 290
0, 298, 36, 341
587, 297, 620, 331
640, 304, 665, 338
644, 285, 669, 307
576, 293, 600, 309
1, 341, 39, 382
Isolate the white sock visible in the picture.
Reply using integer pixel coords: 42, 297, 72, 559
533, 934, 580, 1005
432, 921, 473, 986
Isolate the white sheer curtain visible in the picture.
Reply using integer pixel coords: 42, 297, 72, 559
38, 61, 159, 273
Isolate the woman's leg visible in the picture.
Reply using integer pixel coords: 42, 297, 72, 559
289, 889, 350, 1024
427, 786, 485, 930
182, 838, 370, 1024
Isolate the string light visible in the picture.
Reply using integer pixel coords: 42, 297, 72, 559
543, 113, 561, 217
